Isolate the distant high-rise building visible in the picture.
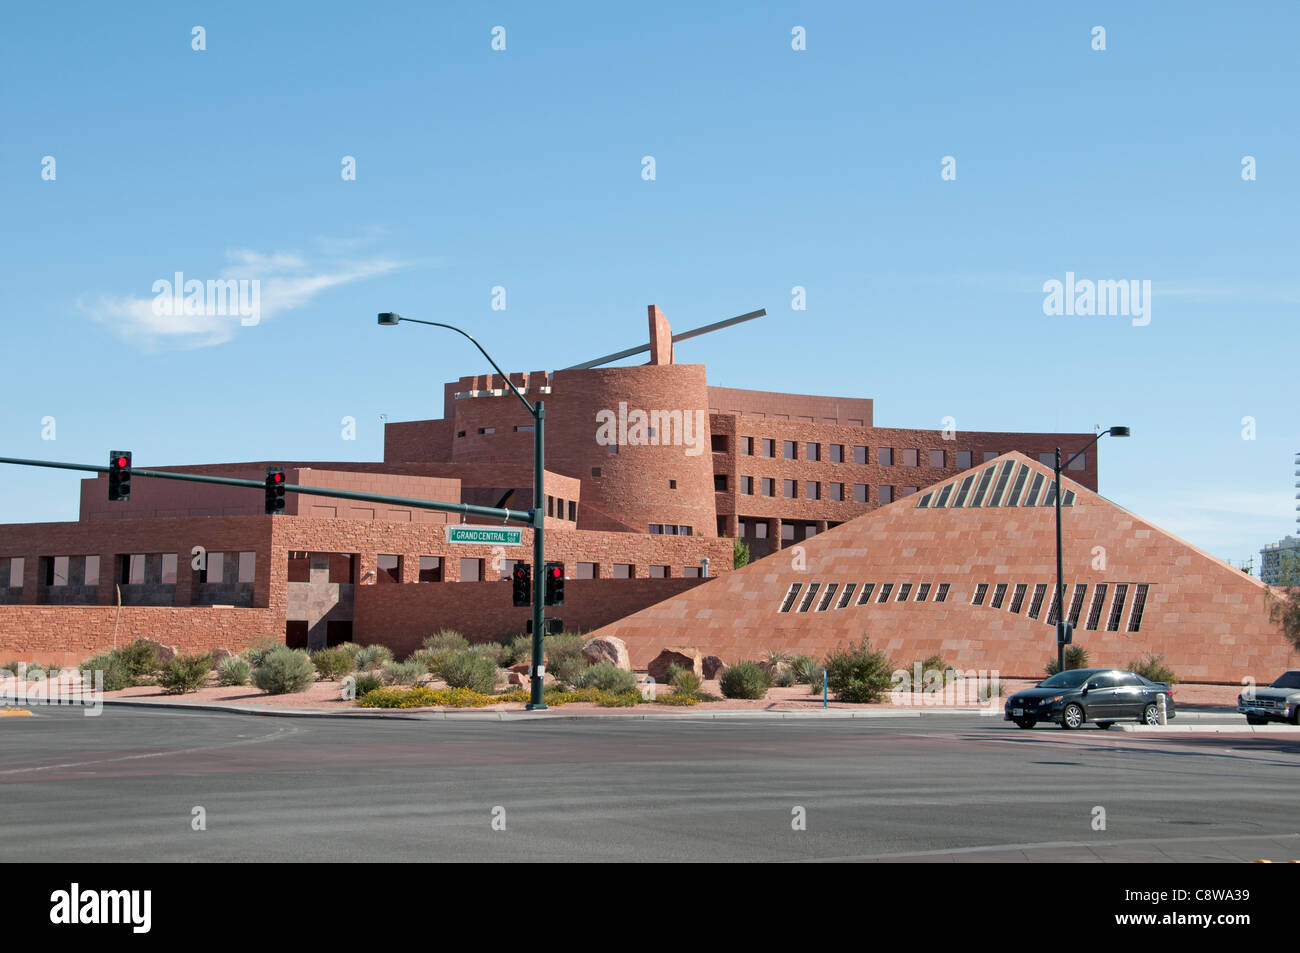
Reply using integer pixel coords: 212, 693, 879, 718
1261, 535, 1300, 585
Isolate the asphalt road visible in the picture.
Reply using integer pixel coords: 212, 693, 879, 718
2, 706, 1297, 862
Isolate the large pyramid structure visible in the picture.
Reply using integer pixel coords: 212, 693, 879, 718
589, 452, 1293, 683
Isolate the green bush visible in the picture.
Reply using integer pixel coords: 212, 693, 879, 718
335, 642, 363, 661
354, 644, 394, 672
437, 650, 499, 693
719, 660, 771, 700
1127, 653, 1177, 684
422, 630, 469, 654
772, 668, 796, 688
1045, 645, 1090, 676
252, 648, 316, 695
733, 538, 750, 570
2, 661, 21, 676
469, 642, 510, 666
158, 653, 212, 695
789, 655, 818, 685
670, 669, 701, 695
596, 688, 641, 707
117, 640, 164, 681
574, 661, 636, 693
382, 660, 426, 686
825, 639, 895, 703
662, 662, 685, 685
20, 662, 46, 679
82, 652, 132, 692
241, 638, 283, 668
216, 656, 252, 686
312, 647, 354, 680
506, 634, 535, 666
914, 654, 949, 677
352, 671, 383, 698
357, 685, 502, 709
545, 634, 589, 686
660, 690, 701, 706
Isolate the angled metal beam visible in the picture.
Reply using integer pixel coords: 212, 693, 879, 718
563, 308, 766, 370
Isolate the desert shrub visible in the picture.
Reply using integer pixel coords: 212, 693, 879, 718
117, 640, 164, 681
789, 655, 818, 684
252, 648, 316, 695
545, 634, 589, 685
382, 660, 426, 685
979, 674, 1009, 700
469, 642, 510, 666
825, 639, 895, 704
719, 661, 771, 700
19, 662, 46, 679
733, 538, 750, 570
670, 669, 701, 695
437, 650, 499, 693
352, 671, 383, 698
2, 661, 21, 675
46, 665, 61, 677
574, 661, 636, 693
761, 650, 791, 672
506, 633, 535, 666
660, 691, 701, 706
354, 644, 394, 672
596, 688, 641, 707
82, 652, 132, 692
158, 653, 212, 695
335, 642, 363, 661
312, 647, 354, 681
1127, 653, 1177, 684
662, 662, 685, 685
914, 654, 949, 677
241, 638, 283, 668
772, 668, 797, 688
358, 685, 501, 709
1045, 645, 1090, 676
423, 630, 469, 654
216, 656, 252, 686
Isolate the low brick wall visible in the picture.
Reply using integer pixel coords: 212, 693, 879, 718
354, 577, 714, 657
0, 605, 282, 666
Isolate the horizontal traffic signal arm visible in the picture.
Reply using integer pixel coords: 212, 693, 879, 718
0, 456, 536, 526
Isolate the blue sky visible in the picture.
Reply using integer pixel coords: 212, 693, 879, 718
1, 0, 1296, 567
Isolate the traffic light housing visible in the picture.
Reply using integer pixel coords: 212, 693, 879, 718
108, 451, 132, 502
511, 563, 531, 607
544, 561, 565, 606
1060, 622, 1073, 645
265, 467, 286, 515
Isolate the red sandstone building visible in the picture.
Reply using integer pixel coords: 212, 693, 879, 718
0, 305, 1121, 666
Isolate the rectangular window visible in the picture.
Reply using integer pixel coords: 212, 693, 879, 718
902, 448, 919, 467
1008, 583, 1028, 614
878, 485, 893, 504
829, 482, 844, 501
781, 523, 795, 542
458, 558, 482, 582
902, 486, 918, 497
1046, 585, 1062, 625
1106, 583, 1129, 631
547, 496, 554, 517
854, 484, 868, 503
1127, 584, 1150, 632
568, 500, 576, 521
1039, 453, 1056, 467
855, 583, 876, 606
649, 565, 669, 578
983, 450, 998, 462
576, 562, 597, 579
796, 583, 821, 613
971, 583, 989, 606
806, 481, 820, 500
929, 450, 944, 468
835, 583, 857, 608
84, 555, 100, 586
879, 448, 893, 466
779, 583, 803, 613
934, 583, 950, 603
711, 434, 728, 453
514, 425, 534, 433
741, 476, 753, 495
957, 450, 972, 469
7, 557, 23, 588
915, 582, 931, 602
608, 443, 618, 455
377, 554, 401, 583
815, 583, 839, 611
783, 440, 797, 460
714, 474, 728, 492
199, 553, 219, 585
784, 479, 796, 498
876, 583, 893, 603
829, 444, 844, 463
762, 478, 775, 497
806, 442, 820, 462
853, 446, 868, 465
1027, 583, 1048, 620
1085, 583, 1109, 630
916, 492, 933, 508
1069, 453, 1086, 472
990, 583, 1007, 609
161, 553, 178, 585
613, 564, 633, 579
761, 438, 775, 458
741, 437, 754, 456
237, 552, 256, 584
753, 522, 768, 539
1068, 584, 1088, 627
418, 556, 442, 582
478, 427, 495, 435
895, 582, 912, 602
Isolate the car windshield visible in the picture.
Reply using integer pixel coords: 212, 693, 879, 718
1037, 670, 1092, 690
1270, 672, 1300, 689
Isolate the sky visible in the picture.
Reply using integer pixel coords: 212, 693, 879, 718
0, 0, 1296, 568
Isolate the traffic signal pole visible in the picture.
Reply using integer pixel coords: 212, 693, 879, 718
530, 402, 546, 709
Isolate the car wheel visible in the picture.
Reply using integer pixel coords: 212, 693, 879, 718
1142, 704, 1161, 725
1014, 719, 1036, 729
1290, 709, 1300, 726
1061, 703, 1084, 729
1245, 714, 1266, 726
1096, 721, 1114, 730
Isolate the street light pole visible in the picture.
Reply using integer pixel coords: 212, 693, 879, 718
377, 313, 548, 709
1054, 426, 1130, 675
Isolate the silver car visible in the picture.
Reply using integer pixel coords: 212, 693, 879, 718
1238, 671, 1300, 725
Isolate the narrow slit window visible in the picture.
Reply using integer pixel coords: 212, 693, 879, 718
969, 466, 997, 507
1046, 585, 1062, 625
876, 583, 894, 604
916, 492, 933, 508
990, 583, 1007, 609
1067, 584, 1088, 627
1041, 482, 1058, 506
796, 582, 821, 613
1008, 583, 1028, 614
1085, 584, 1109, 630
915, 582, 931, 602
1022, 472, 1045, 506
856, 583, 876, 606
1026, 583, 1048, 620
986, 460, 1015, 507
1004, 464, 1030, 506
1062, 489, 1076, 506
951, 475, 976, 508
895, 582, 912, 602
1106, 583, 1129, 631
778, 582, 803, 613
935, 484, 954, 508
815, 583, 839, 611
934, 583, 950, 603
835, 583, 857, 609
971, 583, 989, 606
1127, 584, 1150, 632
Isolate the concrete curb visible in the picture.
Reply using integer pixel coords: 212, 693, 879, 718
1117, 723, 1300, 734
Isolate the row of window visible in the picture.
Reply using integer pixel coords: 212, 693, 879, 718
737, 477, 919, 504
340, 554, 707, 584
971, 581, 1151, 633
916, 460, 1076, 510
778, 580, 953, 613
0, 553, 257, 588
739, 441, 1087, 472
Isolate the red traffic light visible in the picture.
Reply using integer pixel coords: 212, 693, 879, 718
272, 472, 283, 483
115, 456, 128, 468
551, 567, 561, 578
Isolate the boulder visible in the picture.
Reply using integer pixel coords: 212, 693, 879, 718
210, 648, 235, 667
647, 647, 702, 682
701, 655, 725, 679
581, 636, 631, 670
140, 640, 177, 663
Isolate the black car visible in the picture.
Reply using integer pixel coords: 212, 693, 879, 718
1237, 670, 1300, 725
1004, 668, 1176, 729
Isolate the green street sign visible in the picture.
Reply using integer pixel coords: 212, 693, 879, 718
446, 525, 524, 546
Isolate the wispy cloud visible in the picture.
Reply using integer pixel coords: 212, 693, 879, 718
79, 244, 408, 349
1117, 487, 1295, 564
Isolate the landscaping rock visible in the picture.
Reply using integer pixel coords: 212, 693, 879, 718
647, 647, 702, 681
581, 636, 631, 670
211, 648, 235, 667
140, 640, 177, 663
702, 655, 724, 679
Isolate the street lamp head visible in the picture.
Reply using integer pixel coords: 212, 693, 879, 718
377, 312, 401, 326
1108, 426, 1131, 437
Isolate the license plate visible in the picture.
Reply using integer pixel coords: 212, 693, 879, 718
1012, 708, 1023, 716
